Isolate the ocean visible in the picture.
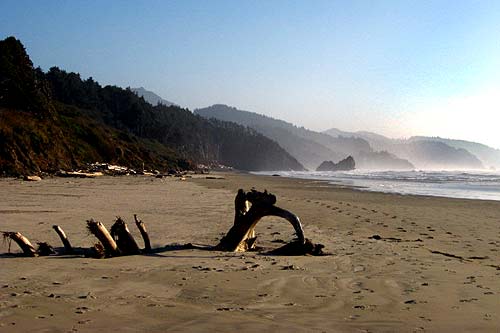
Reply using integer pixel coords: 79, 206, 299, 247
254, 169, 500, 201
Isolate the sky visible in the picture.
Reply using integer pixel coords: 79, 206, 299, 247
2, 0, 500, 149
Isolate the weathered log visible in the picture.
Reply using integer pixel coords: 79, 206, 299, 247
134, 214, 151, 253
52, 225, 73, 254
110, 217, 140, 255
23, 175, 42, 181
86, 219, 119, 257
88, 243, 106, 258
2, 232, 38, 257
216, 189, 306, 252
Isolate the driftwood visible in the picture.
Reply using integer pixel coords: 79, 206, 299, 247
110, 217, 140, 255
2, 189, 324, 258
216, 189, 307, 252
52, 225, 73, 254
89, 243, 106, 259
86, 219, 119, 257
267, 239, 325, 256
134, 214, 152, 253
37, 242, 55, 256
2, 232, 38, 257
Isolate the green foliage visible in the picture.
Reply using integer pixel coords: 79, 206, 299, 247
0, 37, 52, 113
44, 65, 304, 171
0, 36, 304, 175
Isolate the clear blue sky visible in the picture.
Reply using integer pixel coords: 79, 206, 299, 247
2, 0, 500, 148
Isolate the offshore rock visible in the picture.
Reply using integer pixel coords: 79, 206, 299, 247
316, 155, 355, 172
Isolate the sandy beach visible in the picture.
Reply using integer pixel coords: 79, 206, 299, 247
0, 172, 499, 332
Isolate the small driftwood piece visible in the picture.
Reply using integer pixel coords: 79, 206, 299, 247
110, 217, 140, 255
2, 232, 38, 257
216, 189, 306, 252
134, 214, 151, 253
37, 242, 55, 256
86, 219, 119, 257
52, 225, 73, 254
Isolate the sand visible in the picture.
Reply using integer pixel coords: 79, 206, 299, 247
0, 172, 498, 332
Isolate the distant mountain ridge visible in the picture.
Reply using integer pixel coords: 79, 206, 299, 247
324, 129, 487, 169
195, 104, 415, 170
410, 136, 500, 169
195, 104, 340, 169
0, 37, 304, 175
131, 87, 176, 107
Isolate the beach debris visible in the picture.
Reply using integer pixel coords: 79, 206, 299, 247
216, 189, 303, 251
281, 264, 300, 270
134, 214, 151, 253
216, 189, 325, 255
428, 249, 468, 261
84, 215, 152, 258
86, 219, 119, 257
88, 243, 106, 258
2, 231, 38, 257
1, 214, 154, 258
353, 265, 365, 273
110, 217, 140, 255
268, 239, 325, 256
52, 225, 73, 254
23, 175, 42, 181
56, 171, 103, 178
468, 255, 489, 260
369, 235, 423, 243
37, 242, 55, 256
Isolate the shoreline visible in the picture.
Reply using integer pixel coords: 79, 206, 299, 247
0, 172, 499, 332
250, 170, 500, 202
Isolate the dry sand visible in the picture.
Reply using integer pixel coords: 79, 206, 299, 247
0, 172, 499, 332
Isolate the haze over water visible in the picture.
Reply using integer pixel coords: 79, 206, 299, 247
256, 170, 500, 201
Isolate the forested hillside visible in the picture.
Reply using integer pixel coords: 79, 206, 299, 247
0, 37, 304, 175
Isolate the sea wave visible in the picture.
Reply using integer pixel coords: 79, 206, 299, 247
254, 169, 500, 201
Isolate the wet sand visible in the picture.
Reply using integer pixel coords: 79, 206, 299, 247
0, 172, 499, 332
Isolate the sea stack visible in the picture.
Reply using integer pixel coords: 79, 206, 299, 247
316, 156, 355, 172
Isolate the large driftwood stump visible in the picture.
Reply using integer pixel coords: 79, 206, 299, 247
216, 189, 306, 252
2, 232, 38, 257
110, 217, 140, 255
